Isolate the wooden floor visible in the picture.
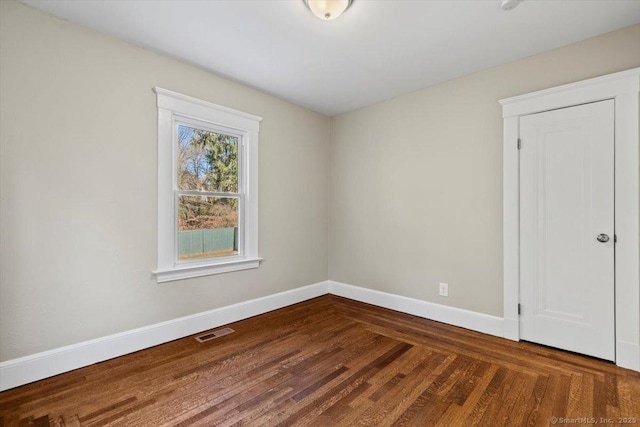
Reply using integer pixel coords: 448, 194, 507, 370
1, 295, 638, 426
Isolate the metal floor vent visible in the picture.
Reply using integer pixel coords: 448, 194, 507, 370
196, 327, 235, 343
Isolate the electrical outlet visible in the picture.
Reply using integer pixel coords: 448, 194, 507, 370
439, 283, 449, 297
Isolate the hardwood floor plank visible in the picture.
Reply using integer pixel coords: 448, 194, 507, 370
364, 353, 456, 426
442, 359, 488, 405
494, 373, 536, 426
605, 372, 619, 407
86, 399, 157, 427
462, 366, 508, 425
521, 374, 550, 426
291, 365, 350, 402
477, 369, 518, 426
551, 375, 571, 419
577, 373, 595, 423
1, 295, 638, 426
281, 343, 414, 425
618, 375, 640, 422
77, 396, 137, 423
320, 347, 432, 424
434, 364, 500, 427
311, 380, 372, 425
533, 374, 560, 427
369, 373, 406, 402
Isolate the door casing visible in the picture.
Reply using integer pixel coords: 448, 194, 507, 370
500, 68, 640, 371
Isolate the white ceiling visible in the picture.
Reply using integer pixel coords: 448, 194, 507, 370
21, 0, 640, 116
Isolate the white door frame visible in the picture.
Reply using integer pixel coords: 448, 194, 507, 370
500, 68, 640, 371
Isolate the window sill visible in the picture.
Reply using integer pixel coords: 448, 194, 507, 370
154, 257, 262, 283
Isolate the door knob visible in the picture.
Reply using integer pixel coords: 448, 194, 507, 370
596, 233, 610, 243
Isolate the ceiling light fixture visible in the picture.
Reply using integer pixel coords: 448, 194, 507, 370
501, 0, 522, 10
304, 0, 353, 20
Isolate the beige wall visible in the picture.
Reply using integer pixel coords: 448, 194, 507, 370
329, 24, 640, 317
0, 0, 330, 361
2, 0, 639, 364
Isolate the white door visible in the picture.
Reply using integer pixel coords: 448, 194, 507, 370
519, 99, 615, 361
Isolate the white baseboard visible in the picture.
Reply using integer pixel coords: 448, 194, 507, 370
617, 340, 640, 372
0, 281, 330, 392
502, 317, 520, 342
328, 281, 504, 338
4, 279, 634, 391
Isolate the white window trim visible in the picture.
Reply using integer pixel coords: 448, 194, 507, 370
153, 87, 262, 283
499, 68, 640, 371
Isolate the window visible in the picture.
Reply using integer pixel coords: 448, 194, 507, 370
153, 88, 261, 282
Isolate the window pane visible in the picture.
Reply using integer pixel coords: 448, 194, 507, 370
177, 125, 239, 193
178, 195, 239, 261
